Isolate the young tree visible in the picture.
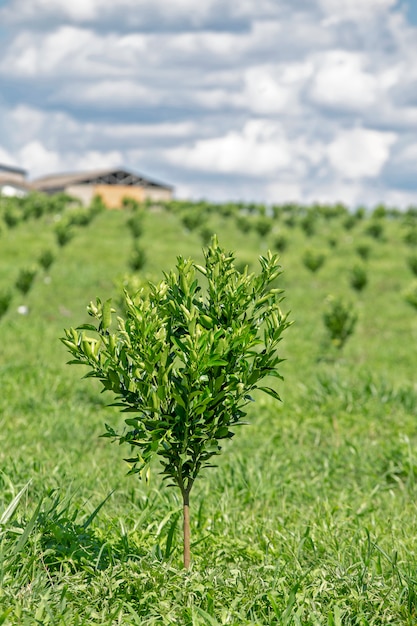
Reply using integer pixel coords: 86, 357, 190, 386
61, 238, 291, 568
302, 249, 326, 273
15, 267, 37, 296
38, 249, 55, 272
349, 263, 368, 292
0, 289, 12, 320
323, 295, 357, 350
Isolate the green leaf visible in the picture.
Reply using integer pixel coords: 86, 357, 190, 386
171, 335, 190, 354
267, 369, 285, 380
214, 426, 229, 438
258, 386, 282, 401
101, 298, 113, 331
206, 357, 229, 367
192, 607, 222, 625
101, 423, 117, 438
75, 323, 97, 331
125, 417, 139, 427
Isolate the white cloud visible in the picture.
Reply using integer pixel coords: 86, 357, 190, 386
166, 120, 295, 176
16, 138, 123, 178
9, 105, 45, 137
56, 80, 160, 107
0, 146, 18, 166
0, 27, 149, 78
102, 120, 197, 139
318, 0, 397, 23
265, 180, 303, 204
326, 127, 397, 178
2, 103, 197, 144
18, 141, 63, 176
242, 66, 296, 115
0, 13, 328, 84
305, 179, 365, 206
0, 0, 285, 29
378, 187, 417, 208
7, 105, 81, 147
396, 142, 417, 163
167, 30, 242, 58
15, 0, 99, 21
0, 0, 191, 23
72, 150, 124, 172
239, 61, 316, 116
309, 50, 380, 111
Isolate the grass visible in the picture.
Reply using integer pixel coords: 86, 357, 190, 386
1, 198, 417, 623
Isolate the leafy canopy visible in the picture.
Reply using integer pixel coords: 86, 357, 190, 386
61, 238, 291, 496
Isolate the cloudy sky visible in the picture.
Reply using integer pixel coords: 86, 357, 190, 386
0, 0, 416, 207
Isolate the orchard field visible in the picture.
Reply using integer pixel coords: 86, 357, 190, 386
1, 194, 417, 624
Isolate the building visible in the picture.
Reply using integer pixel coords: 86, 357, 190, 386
31, 167, 174, 208
0, 164, 31, 198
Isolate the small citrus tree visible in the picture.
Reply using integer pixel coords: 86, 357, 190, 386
15, 267, 37, 296
61, 238, 291, 568
323, 295, 357, 350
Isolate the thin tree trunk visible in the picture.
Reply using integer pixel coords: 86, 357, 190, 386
183, 489, 191, 569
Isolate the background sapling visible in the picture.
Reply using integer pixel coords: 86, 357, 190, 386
61, 238, 291, 568
54, 221, 74, 247
38, 249, 55, 272
323, 295, 357, 350
404, 282, 417, 310
302, 249, 326, 273
15, 267, 37, 296
349, 263, 368, 292
128, 243, 147, 271
406, 254, 417, 277
0, 289, 12, 320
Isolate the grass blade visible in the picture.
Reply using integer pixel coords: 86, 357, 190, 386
165, 511, 179, 558
0, 609, 12, 625
13, 498, 43, 555
82, 490, 114, 530
0, 480, 32, 526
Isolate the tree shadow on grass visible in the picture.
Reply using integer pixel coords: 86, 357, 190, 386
36, 490, 147, 574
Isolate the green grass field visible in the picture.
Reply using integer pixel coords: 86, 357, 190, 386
1, 198, 417, 624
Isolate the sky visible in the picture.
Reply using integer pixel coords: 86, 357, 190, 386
0, 0, 417, 207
